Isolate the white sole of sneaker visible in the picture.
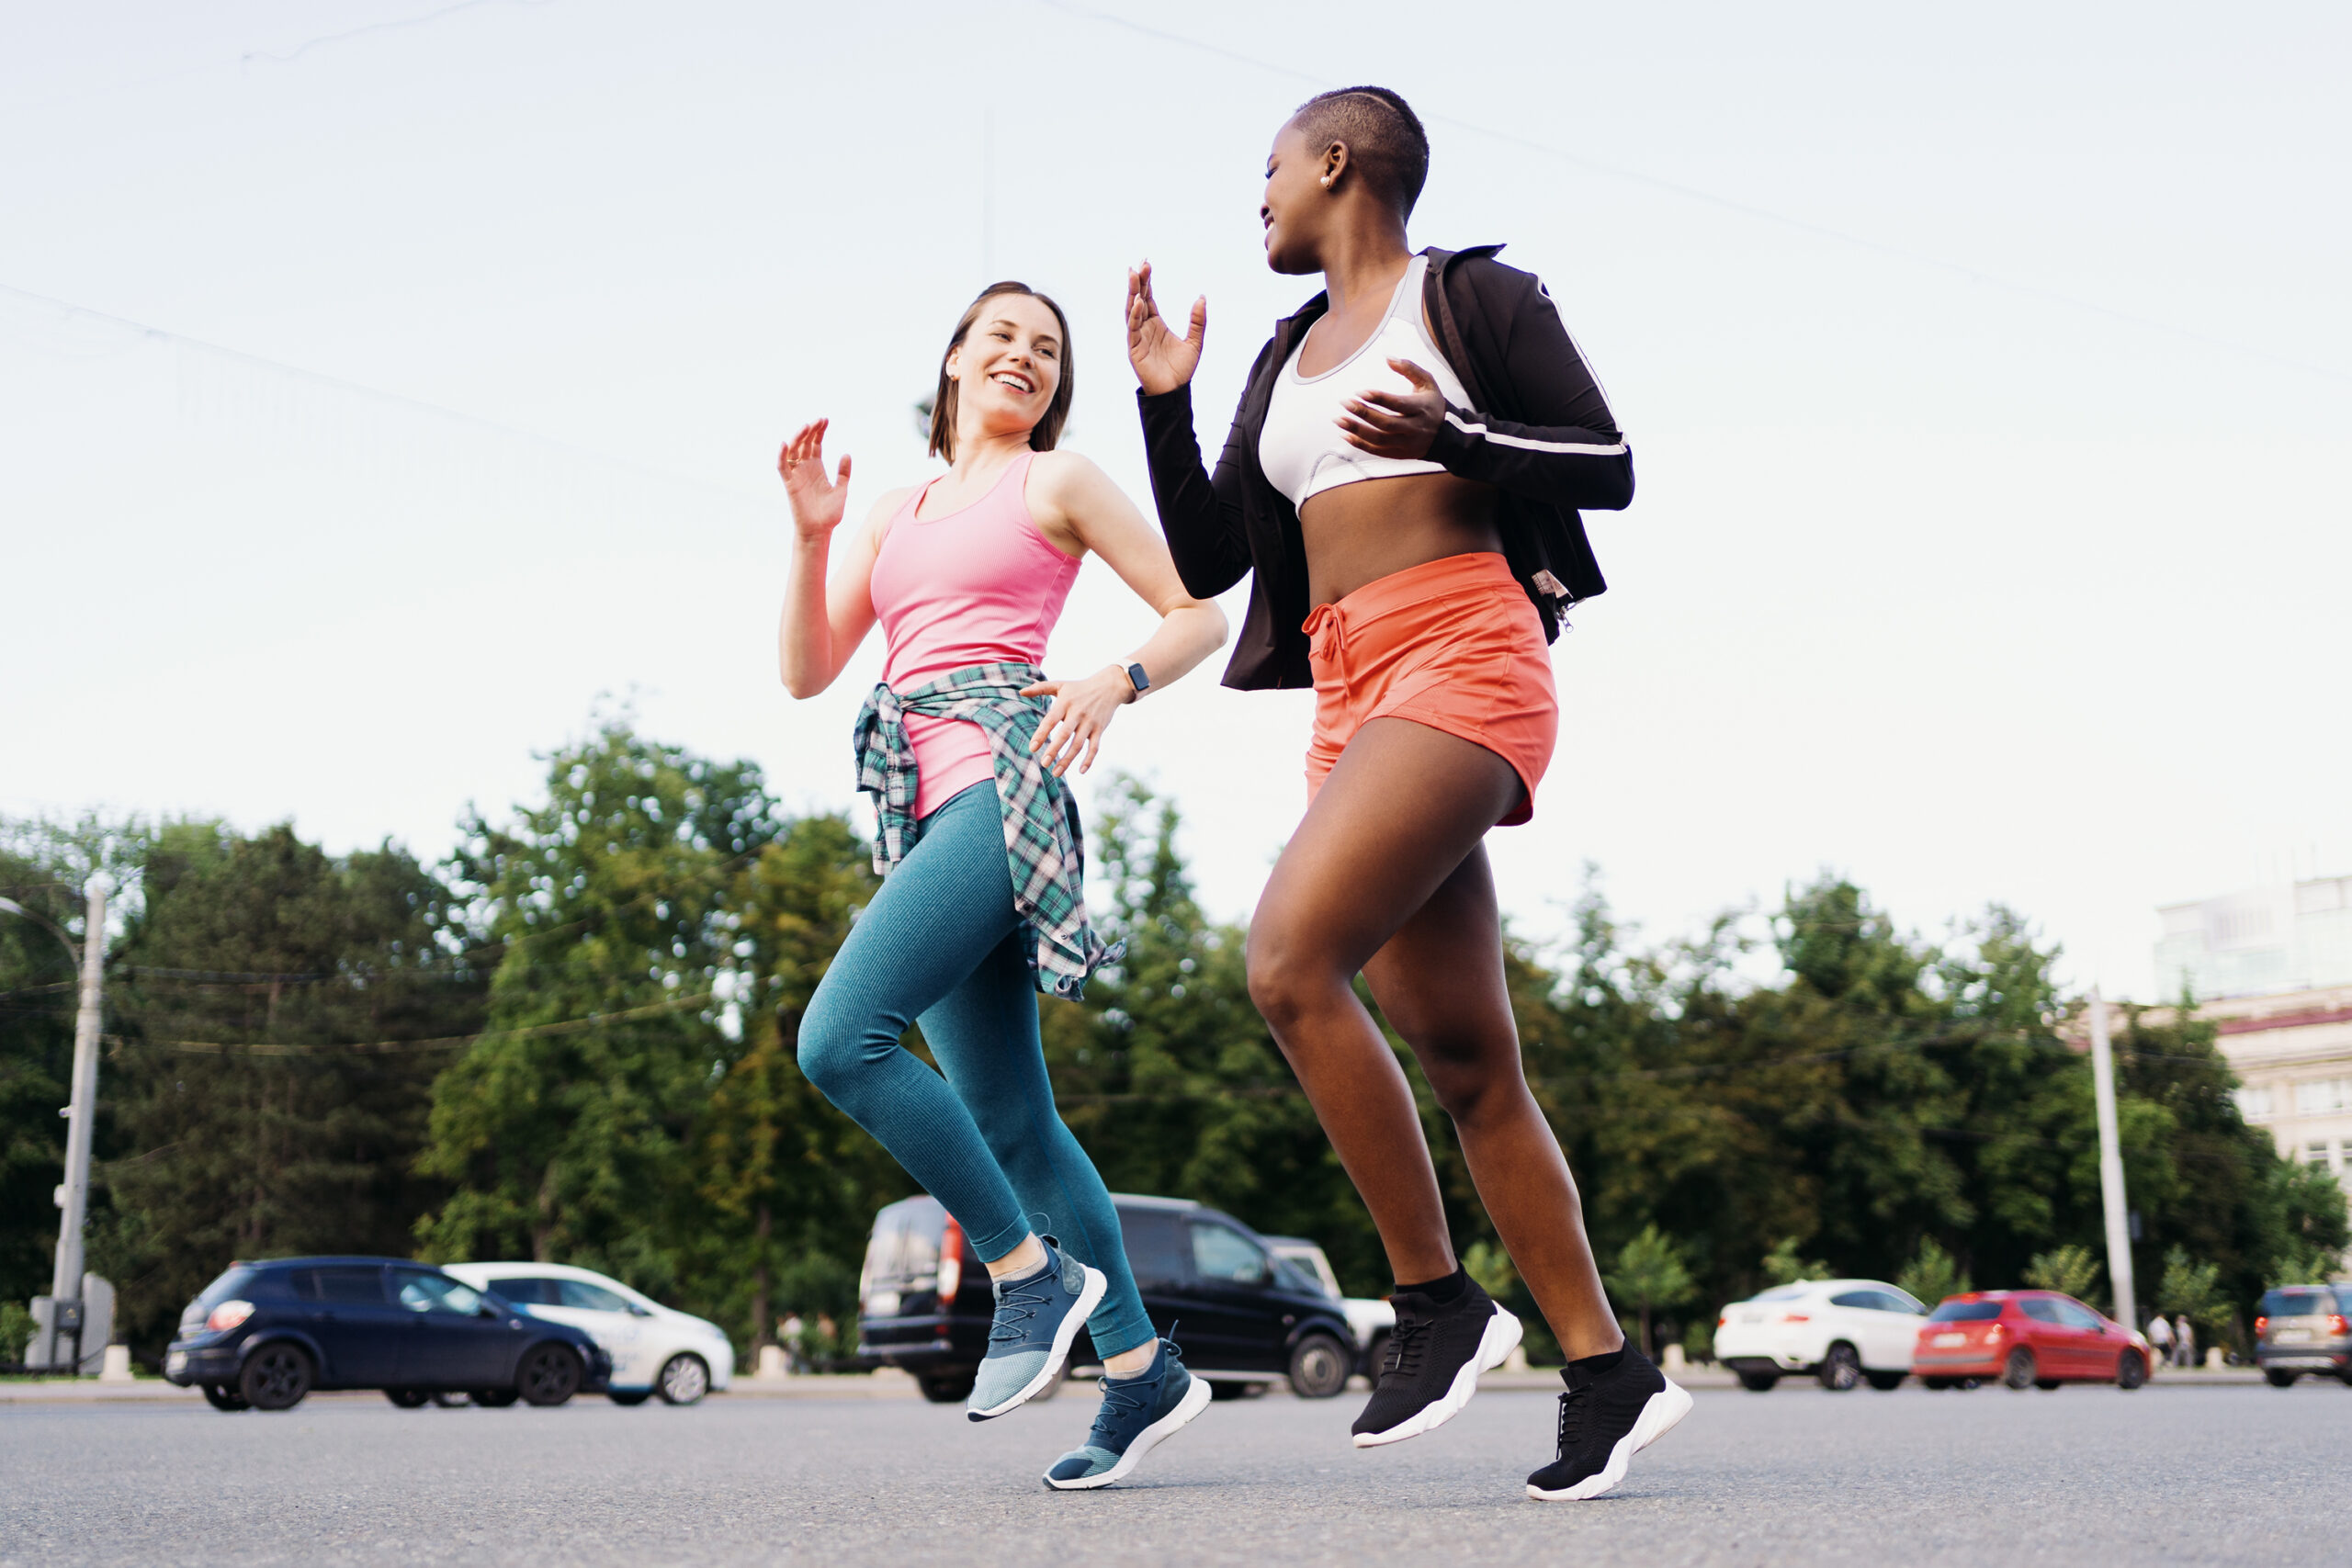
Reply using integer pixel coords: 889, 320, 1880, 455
1351, 1303, 1523, 1449
1524, 1377, 1694, 1501
967, 1263, 1108, 1422
1041, 1372, 1213, 1491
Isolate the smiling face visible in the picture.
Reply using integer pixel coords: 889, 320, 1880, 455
934, 289, 1067, 460
1261, 118, 1336, 276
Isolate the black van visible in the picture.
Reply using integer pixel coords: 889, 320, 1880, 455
163, 1256, 613, 1411
857, 1194, 1357, 1404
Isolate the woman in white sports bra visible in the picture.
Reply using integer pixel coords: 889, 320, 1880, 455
1127, 86, 1683, 1501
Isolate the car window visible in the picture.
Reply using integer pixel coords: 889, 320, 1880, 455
2260, 1288, 2332, 1317
556, 1280, 630, 1313
394, 1271, 485, 1314
2018, 1298, 2063, 1324
486, 1277, 559, 1306
2052, 1301, 2103, 1330
1926, 1300, 2001, 1323
1829, 1291, 1876, 1310
1190, 1222, 1269, 1286
1120, 1211, 1189, 1290
288, 1266, 388, 1304
196, 1266, 261, 1306
1883, 1288, 1927, 1314
1270, 1255, 1329, 1297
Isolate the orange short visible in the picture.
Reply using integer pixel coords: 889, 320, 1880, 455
1303, 551, 1559, 827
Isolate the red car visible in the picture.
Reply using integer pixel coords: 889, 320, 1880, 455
1911, 1290, 2152, 1391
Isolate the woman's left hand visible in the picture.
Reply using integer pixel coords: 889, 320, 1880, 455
1021, 666, 1135, 778
1335, 357, 1447, 459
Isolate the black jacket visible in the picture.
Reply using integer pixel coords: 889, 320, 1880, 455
1136, 244, 1634, 691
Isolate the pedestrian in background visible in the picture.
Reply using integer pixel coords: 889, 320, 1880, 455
2176, 1314, 2197, 1369
776, 279, 1227, 1489
2144, 1311, 2172, 1373
1127, 85, 1677, 1503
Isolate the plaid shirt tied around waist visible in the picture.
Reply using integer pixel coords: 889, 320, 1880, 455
852, 662, 1122, 999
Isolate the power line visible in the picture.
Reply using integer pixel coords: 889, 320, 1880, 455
1038, 0, 2352, 387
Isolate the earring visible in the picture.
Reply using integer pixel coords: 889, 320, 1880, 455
1321, 175, 1331, 186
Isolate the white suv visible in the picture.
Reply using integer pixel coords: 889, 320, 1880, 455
1713, 1279, 1927, 1391
445, 1262, 735, 1405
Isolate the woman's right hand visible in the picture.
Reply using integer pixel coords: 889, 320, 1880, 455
1126, 262, 1205, 395
778, 419, 853, 541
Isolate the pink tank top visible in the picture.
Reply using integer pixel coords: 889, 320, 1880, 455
869, 451, 1081, 820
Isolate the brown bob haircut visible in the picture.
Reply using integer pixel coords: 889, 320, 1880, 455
928, 281, 1074, 463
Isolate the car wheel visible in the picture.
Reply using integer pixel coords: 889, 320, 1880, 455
2001, 1348, 2037, 1391
472, 1388, 520, 1407
608, 1390, 651, 1406
656, 1353, 710, 1406
1207, 1381, 1264, 1401
238, 1343, 313, 1411
1865, 1371, 1906, 1392
384, 1389, 430, 1409
200, 1383, 250, 1412
2116, 1350, 2147, 1391
1288, 1332, 1352, 1400
1736, 1371, 1779, 1393
918, 1368, 977, 1404
2265, 1369, 2299, 1388
1817, 1343, 1862, 1392
517, 1343, 583, 1407
1921, 1377, 1953, 1392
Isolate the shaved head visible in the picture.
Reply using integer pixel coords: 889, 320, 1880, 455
1289, 85, 1430, 220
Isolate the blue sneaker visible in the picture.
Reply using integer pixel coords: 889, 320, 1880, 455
967, 1240, 1107, 1421
1042, 1337, 1211, 1490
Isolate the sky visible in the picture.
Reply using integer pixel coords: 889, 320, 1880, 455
4, 0, 2347, 999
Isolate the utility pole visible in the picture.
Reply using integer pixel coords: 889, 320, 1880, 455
52, 877, 107, 1312
2087, 986, 2138, 1331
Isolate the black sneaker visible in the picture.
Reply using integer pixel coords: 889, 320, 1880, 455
1350, 1277, 1521, 1449
1524, 1346, 1693, 1500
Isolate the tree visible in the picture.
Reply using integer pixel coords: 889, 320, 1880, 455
1895, 1237, 1972, 1308
1606, 1224, 1695, 1358
413, 719, 773, 1292
1760, 1237, 1831, 1286
2021, 1244, 2103, 1303
2155, 1247, 2231, 1335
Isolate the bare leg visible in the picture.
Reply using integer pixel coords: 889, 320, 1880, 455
1363, 848, 1623, 1359
1248, 716, 1622, 1358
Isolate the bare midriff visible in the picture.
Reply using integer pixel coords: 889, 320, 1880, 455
1299, 472, 1501, 608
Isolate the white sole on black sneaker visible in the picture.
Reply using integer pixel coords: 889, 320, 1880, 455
1351, 1303, 1523, 1449
1525, 1378, 1694, 1501
967, 1263, 1108, 1421
1041, 1373, 1213, 1491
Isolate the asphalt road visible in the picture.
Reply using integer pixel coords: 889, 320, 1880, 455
6, 1377, 2349, 1567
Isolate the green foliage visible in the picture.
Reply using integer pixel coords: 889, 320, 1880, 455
0, 1299, 33, 1361
1760, 1237, 1831, 1286
1607, 1224, 1695, 1357
1678, 1313, 1713, 1362
1895, 1237, 1972, 1307
2021, 1244, 2104, 1303
2155, 1247, 2232, 1333
1462, 1239, 1517, 1301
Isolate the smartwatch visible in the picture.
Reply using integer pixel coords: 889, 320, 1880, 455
1122, 661, 1150, 699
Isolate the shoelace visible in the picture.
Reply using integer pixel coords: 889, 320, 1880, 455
1382, 1318, 1430, 1380
1087, 1332, 1177, 1447
987, 1276, 1054, 1346
1554, 1385, 1588, 1459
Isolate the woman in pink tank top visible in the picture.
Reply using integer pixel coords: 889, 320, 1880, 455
774, 283, 1226, 1488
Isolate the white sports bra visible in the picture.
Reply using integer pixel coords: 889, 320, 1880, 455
1259, 254, 1474, 510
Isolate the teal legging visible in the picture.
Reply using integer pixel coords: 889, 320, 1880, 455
797, 783, 1152, 1359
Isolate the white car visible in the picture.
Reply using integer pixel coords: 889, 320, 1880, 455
1713, 1278, 1927, 1391
444, 1262, 735, 1405
1263, 1236, 1396, 1379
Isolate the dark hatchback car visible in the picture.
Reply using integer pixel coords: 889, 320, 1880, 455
858, 1194, 1357, 1404
164, 1256, 613, 1412
2254, 1284, 2352, 1385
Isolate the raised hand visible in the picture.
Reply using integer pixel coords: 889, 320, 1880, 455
777, 419, 853, 540
1335, 357, 1447, 460
1125, 261, 1206, 396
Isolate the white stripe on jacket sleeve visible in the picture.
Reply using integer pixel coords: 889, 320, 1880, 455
1443, 409, 1627, 456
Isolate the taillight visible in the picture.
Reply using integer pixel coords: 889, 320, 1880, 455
1716, 1314, 1727, 1328
2330, 1315, 2348, 1337
206, 1301, 254, 1332
1986, 1321, 2005, 1339
936, 1217, 964, 1303
2255, 1315, 2267, 1336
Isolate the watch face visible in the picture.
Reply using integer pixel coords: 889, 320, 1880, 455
1126, 662, 1149, 691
